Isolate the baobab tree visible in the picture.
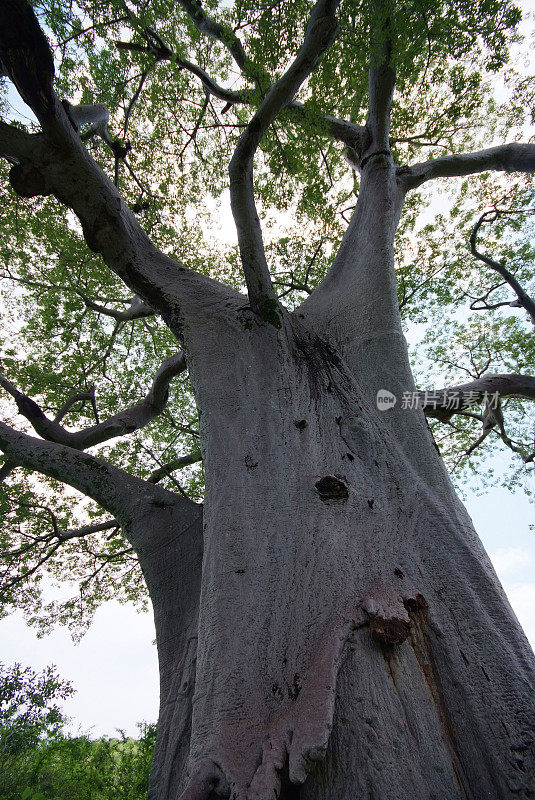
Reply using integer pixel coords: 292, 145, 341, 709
1, 0, 535, 798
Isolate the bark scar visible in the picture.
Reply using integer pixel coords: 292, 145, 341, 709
247, 620, 354, 798
407, 602, 470, 799
363, 582, 425, 647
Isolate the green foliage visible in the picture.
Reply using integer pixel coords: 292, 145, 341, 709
399, 177, 535, 491
1, 726, 156, 800
0, 662, 73, 756
0, 662, 72, 798
0, 662, 154, 800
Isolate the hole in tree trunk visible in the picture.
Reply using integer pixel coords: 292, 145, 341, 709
315, 475, 349, 501
283, 783, 303, 800
279, 761, 304, 800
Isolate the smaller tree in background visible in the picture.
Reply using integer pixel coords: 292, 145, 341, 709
0, 661, 73, 799
0, 661, 73, 758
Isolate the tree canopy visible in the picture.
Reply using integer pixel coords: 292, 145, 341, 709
0, 661, 73, 757
0, 0, 533, 636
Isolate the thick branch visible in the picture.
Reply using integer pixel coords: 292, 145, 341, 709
365, 0, 396, 155
0, 0, 55, 121
0, 421, 160, 520
0, 353, 186, 450
0, 120, 34, 162
419, 374, 535, 420
6, 124, 228, 323
62, 101, 122, 153
469, 211, 535, 326
399, 143, 535, 191
228, 0, 340, 313
0, 459, 15, 480
1, 2, 234, 333
295, 0, 401, 367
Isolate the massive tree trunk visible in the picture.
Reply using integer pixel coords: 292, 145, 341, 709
143, 160, 535, 800
145, 301, 535, 799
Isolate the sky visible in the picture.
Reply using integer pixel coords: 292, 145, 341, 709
1, 0, 535, 741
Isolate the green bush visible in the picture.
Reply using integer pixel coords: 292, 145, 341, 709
0, 663, 155, 800
1, 725, 156, 800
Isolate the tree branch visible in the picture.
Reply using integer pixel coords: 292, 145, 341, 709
448, 397, 528, 470
295, 0, 402, 366
287, 102, 368, 152
174, 0, 270, 86
469, 210, 535, 325
1, 540, 64, 592
0, 421, 160, 520
115, 39, 367, 153
0, 353, 186, 450
1, 1, 234, 333
228, 0, 341, 315
147, 449, 202, 484
0, 0, 55, 122
0, 120, 34, 163
81, 293, 155, 322
116, 39, 248, 106
364, 0, 396, 156
419, 374, 535, 421
123, 71, 148, 137
63, 101, 130, 159
1, 516, 120, 558
53, 387, 97, 424
56, 519, 120, 541
0, 459, 16, 480
399, 143, 535, 191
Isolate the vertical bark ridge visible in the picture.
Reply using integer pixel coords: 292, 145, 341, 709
130, 501, 204, 800
407, 605, 471, 797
